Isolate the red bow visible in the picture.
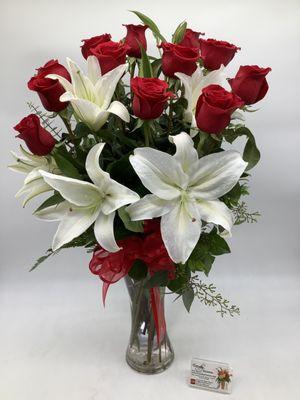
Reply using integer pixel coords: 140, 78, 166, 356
89, 219, 175, 343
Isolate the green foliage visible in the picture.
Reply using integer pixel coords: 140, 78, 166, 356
29, 249, 54, 271
34, 192, 64, 213
128, 259, 148, 281
223, 126, 260, 170
182, 287, 195, 312
190, 276, 240, 317
52, 148, 82, 179
139, 45, 153, 78
172, 21, 187, 43
144, 270, 169, 288
27, 102, 62, 139
197, 131, 222, 157
187, 228, 230, 276
232, 201, 260, 225
118, 207, 144, 232
151, 59, 162, 78
29, 229, 96, 271
130, 10, 166, 42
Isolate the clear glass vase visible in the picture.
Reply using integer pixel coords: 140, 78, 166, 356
125, 276, 174, 374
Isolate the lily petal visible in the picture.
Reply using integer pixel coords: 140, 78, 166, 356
46, 74, 74, 93
85, 143, 109, 187
161, 200, 202, 263
126, 194, 174, 220
94, 211, 120, 252
34, 201, 71, 221
68, 98, 102, 131
107, 101, 130, 123
66, 57, 95, 101
95, 64, 127, 109
197, 199, 233, 234
52, 206, 99, 251
101, 179, 139, 214
189, 150, 247, 200
169, 132, 198, 173
130, 148, 187, 200
87, 55, 102, 85
39, 170, 101, 207
16, 178, 51, 207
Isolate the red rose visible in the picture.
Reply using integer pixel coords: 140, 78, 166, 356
81, 33, 112, 59
131, 77, 174, 120
199, 38, 240, 70
90, 40, 129, 75
195, 84, 244, 134
14, 114, 56, 156
228, 65, 271, 105
27, 59, 71, 112
159, 42, 199, 78
179, 28, 204, 48
123, 24, 148, 58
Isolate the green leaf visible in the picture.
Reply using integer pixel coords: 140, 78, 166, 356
187, 240, 215, 276
139, 45, 153, 78
34, 192, 64, 213
130, 10, 166, 42
207, 229, 231, 256
74, 122, 92, 138
243, 135, 260, 170
128, 259, 148, 281
144, 270, 169, 288
222, 182, 242, 207
29, 249, 55, 271
172, 20, 187, 43
151, 59, 162, 78
118, 207, 144, 233
182, 288, 195, 312
52, 149, 82, 179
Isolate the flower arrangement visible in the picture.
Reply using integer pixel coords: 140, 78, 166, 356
9, 11, 271, 373
217, 368, 232, 390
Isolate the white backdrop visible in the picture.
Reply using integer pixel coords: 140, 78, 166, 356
1, 0, 300, 399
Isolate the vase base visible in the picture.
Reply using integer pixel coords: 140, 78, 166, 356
126, 350, 174, 374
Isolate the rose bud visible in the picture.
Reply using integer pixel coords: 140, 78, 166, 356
195, 84, 244, 134
81, 34, 112, 59
199, 38, 240, 70
27, 60, 71, 112
179, 28, 204, 48
228, 65, 272, 105
123, 24, 148, 58
131, 77, 174, 120
14, 114, 56, 156
159, 42, 199, 78
90, 40, 129, 75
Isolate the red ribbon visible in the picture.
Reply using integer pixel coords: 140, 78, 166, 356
89, 219, 175, 343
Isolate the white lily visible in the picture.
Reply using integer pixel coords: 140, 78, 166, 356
47, 56, 130, 132
126, 132, 247, 263
8, 146, 59, 207
175, 66, 227, 137
37, 143, 139, 252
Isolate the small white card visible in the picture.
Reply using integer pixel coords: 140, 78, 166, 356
189, 357, 233, 394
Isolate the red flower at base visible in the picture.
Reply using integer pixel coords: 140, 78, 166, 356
14, 114, 56, 156
27, 59, 71, 112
